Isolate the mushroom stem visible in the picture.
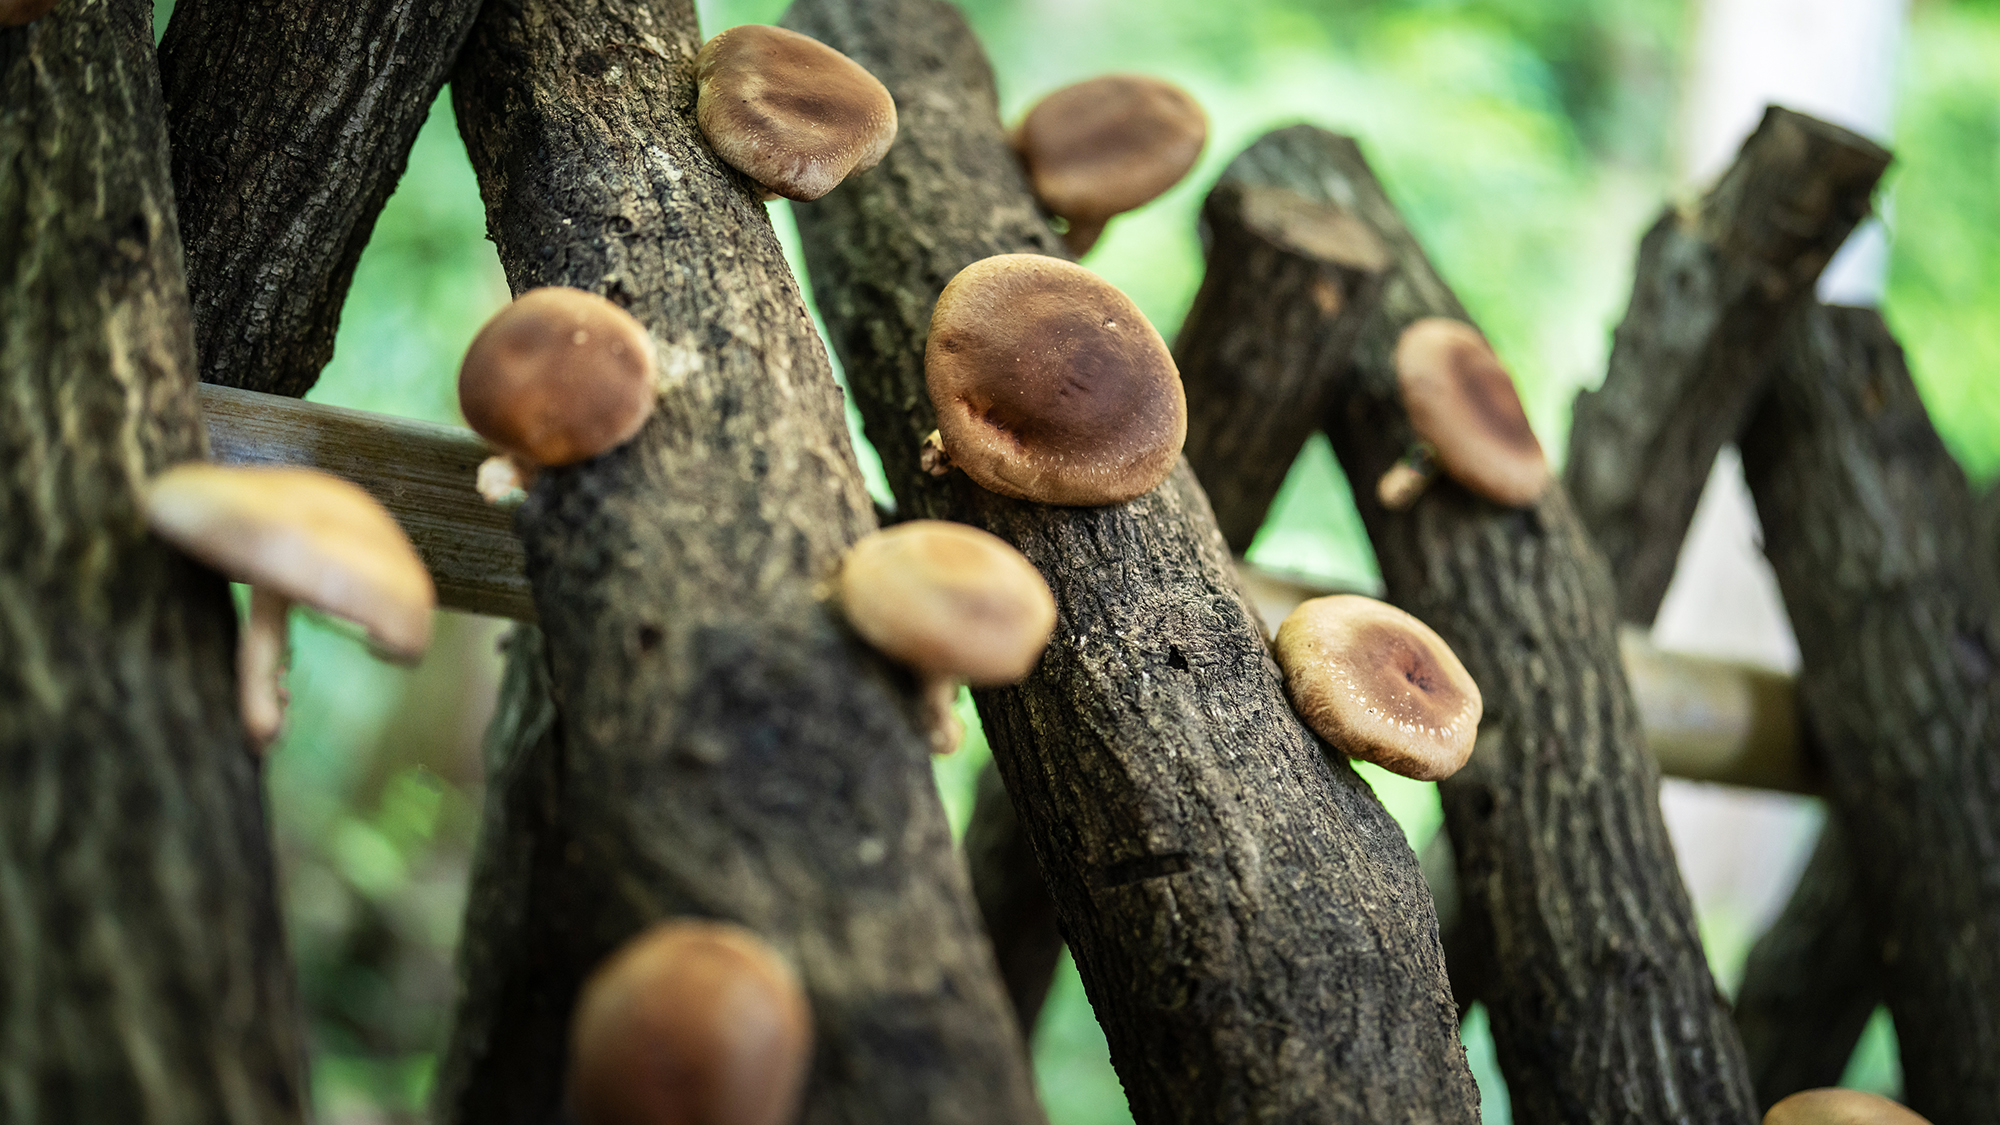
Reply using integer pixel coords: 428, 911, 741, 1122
920, 676, 966, 755
1061, 217, 1107, 257
238, 586, 292, 752
477, 452, 534, 506
1376, 445, 1438, 511
919, 429, 952, 477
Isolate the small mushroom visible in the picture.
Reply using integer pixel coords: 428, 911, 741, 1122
569, 920, 813, 1125
694, 24, 897, 202
1764, 1089, 1931, 1125
1274, 594, 1482, 781
459, 288, 657, 479
1010, 74, 1207, 256
926, 253, 1186, 507
837, 520, 1056, 753
1384, 317, 1548, 509
144, 464, 437, 750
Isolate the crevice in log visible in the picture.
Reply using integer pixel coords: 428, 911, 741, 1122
0, 4, 307, 1121
785, 2, 1480, 1121
431, 2, 1046, 1123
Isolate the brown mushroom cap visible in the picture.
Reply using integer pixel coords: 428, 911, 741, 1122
569, 920, 813, 1125
1011, 74, 1207, 227
1274, 595, 1482, 781
838, 520, 1056, 686
0, 0, 57, 27
144, 464, 435, 661
1764, 1090, 1931, 1125
926, 254, 1186, 506
695, 24, 897, 202
459, 288, 656, 468
1393, 318, 1549, 507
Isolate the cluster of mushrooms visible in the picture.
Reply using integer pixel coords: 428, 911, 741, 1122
133, 20, 1925, 1125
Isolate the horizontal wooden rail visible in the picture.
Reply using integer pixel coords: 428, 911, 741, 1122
198, 384, 1809, 793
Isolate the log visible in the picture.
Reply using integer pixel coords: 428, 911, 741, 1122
1202, 122, 1759, 1122
1740, 304, 2000, 1123
785, 1, 1481, 1121
430, 1, 1046, 1122
1566, 107, 1889, 627
0, 4, 307, 1121
159, 0, 484, 397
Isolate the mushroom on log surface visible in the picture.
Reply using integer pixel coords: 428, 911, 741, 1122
1010, 74, 1206, 256
1391, 317, 1548, 509
459, 287, 658, 470
695, 24, 897, 201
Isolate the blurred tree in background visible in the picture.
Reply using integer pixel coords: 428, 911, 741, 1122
180, 0, 2000, 1120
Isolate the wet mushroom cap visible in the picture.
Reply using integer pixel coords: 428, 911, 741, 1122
1274, 595, 1482, 781
569, 920, 812, 1125
1393, 318, 1549, 507
695, 24, 897, 202
459, 288, 657, 468
1764, 1090, 1932, 1125
1012, 74, 1207, 226
144, 464, 435, 661
838, 520, 1056, 686
927, 254, 1186, 506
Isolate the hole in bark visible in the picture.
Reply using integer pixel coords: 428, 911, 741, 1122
637, 624, 663, 653
1166, 645, 1189, 671
1093, 852, 1193, 890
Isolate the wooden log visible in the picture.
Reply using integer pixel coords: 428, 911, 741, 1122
0, 4, 308, 1121
785, 1, 1481, 1121
159, 0, 484, 397
1201, 122, 1761, 1122
1740, 304, 2000, 1123
430, 1, 1047, 1123
1566, 107, 1888, 627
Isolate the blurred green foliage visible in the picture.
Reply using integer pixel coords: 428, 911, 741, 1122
181, 0, 2000, 1120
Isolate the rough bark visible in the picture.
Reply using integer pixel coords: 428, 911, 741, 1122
1566, 107, 1888, 626
1740, 304, 2000, 1124
429, 2, 1046, 1124
1207, 124, 1756, 1123
963, 759, 1064, 1036
0, 4, 308, 1122
1176, 158, 1390, 553
158, 0, 484, 397
1731, 821, 1882, 1110
786, 3, 1480, 1122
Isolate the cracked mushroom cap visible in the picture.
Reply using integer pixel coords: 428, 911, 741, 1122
1764, 1090, 1931, 1125
695, 24, 897, 202
459, 288, 657, 468
1012, 74, 1207, 228
1393, 318, 1549, 507
569, 920, 812, 1125
144, 464, 435, 661
838, 520, 1056, 686
926, 254, 1185, 506
1274, 595, 1482, 781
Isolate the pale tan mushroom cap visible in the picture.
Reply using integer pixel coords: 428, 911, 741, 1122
1013, 74, 1207, 224
1764, 1089, 1931, 1125
569, 920, 812, 1125
695, 24, 898, 202
145, 464, 435, 661
839, 521, 1056, 686
1274, 595, 1482, 781
927, 254, 1186, 506
1393, 318, 1549, 508
459, 288, 656, 468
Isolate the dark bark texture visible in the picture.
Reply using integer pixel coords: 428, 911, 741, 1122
1216, 124, 1757, 1123
1740, 304, 2000, 1124
1176, 159, 1390, 553
431, 2, 1046, 1123
0, 3, 308, 1122
963, 759, 1064, 1036
158, 0, 483, 397
1566, 108, 1889, 626
1731, 821, 1881, 1109
786, 3, 1480, 1121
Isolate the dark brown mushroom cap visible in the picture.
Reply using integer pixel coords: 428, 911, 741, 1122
838, 520, 1056, 686
1274, 595, 1482, 781
1011, 74, 1207, 226
1764, 1090, 1931, 1125
695, 25, 897, 202
459, 288, 656, 468
1393, 318, 1549, 507
569, 920, 813, 1125
0, 0, 57, 27
926, 254, 1186, 506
